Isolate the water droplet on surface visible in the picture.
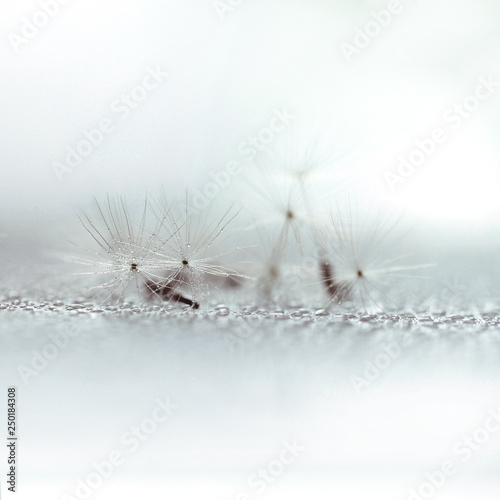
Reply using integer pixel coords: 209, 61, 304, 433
314, 309, 328, 316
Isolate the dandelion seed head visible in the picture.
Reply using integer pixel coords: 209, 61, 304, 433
147, 191, 249, 307
71, 193, 179, 305
318, 200, 432, 312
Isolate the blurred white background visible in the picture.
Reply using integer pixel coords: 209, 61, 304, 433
1, 0, 500, 247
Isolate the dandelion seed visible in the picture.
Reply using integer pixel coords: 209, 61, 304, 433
72, 194, 197, 308
241, 228, 287, 303
234, 168, 317, 255
147, 191, 248, 307
233, 118, 359, 257
71, 194, 178, 305
260, 121, 358, 190
318, 202, 433, 312
254, 114, 361, 211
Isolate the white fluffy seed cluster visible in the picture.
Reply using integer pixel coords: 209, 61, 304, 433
73, 130, 429, 311
72, 193, 245, 309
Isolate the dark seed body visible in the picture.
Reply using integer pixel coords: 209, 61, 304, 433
145, 280, 199, 309
320, 260, 349, 301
